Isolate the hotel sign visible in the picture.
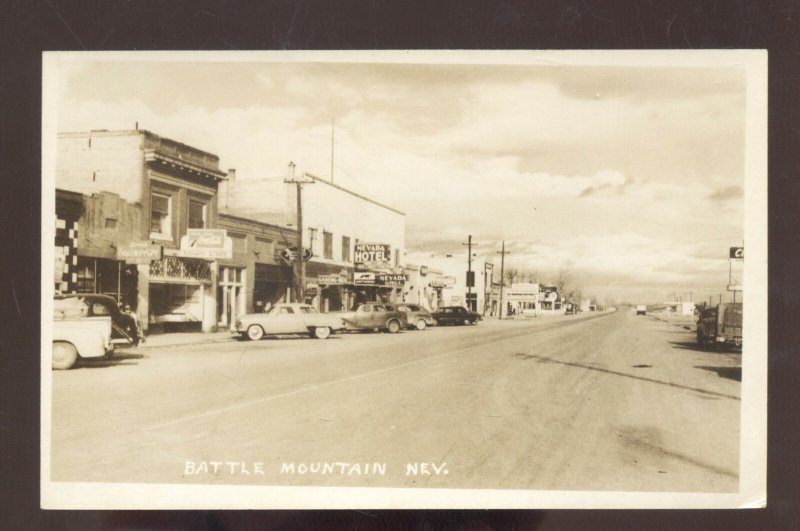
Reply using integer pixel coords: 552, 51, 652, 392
354, 243, 391, 270
377, 274, 406, 287
179, 229, 233, 259
117, 241, 163, 264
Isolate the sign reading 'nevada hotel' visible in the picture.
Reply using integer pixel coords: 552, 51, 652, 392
354, 243, 391, 264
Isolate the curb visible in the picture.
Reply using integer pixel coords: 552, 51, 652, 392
123, 335, 237, 351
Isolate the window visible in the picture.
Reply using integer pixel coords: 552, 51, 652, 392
188, 200, 206, 229
395, 249, 400, 265
150, 192, 172, 238
341, 236, 350, 262
299, 306, 317, 314
308, 228, 317, 253
104, 218, 117, 229
323, 231, 333, 259
92, 302, 111, 316
279, 307, 295, 315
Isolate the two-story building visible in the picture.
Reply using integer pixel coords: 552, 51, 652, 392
55, 129, 228, 332
220, 169, 406, 312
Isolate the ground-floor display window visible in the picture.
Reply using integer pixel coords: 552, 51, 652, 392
149, 283, 204, 326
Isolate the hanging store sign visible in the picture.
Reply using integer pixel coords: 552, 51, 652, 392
117, 241, 163, 264
279, 247, 313, 262
419, 265, 429, 276
377, 274, 406, 287
429, 276, 456, 288
354, 272, 376, 285
179, 229, 233, 259
318, 273, 348, 285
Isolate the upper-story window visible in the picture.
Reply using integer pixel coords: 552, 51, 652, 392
341, 236, 351, 262
323, 231, 333, 259
150, 192, 172, 239
308, 228, 317, 254
188, 199, 206, 229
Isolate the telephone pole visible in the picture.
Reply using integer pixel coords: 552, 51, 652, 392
330, 119, 335, 184
284, 162, 315, 303
497, 241, 509, 318
462, 234, 478, 311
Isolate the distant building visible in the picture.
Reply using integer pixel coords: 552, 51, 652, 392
409, 254, 492, 313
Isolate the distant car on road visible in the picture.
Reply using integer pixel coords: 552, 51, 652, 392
636, 305, 647, 315
235, 303, 345, 340
395, 303, 436, 330
431, 306, 481, 326
337, 303, 408, 333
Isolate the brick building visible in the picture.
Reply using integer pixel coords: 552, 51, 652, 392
55, 129, 228, 332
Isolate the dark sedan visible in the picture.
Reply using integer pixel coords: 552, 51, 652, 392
431, 306, 481, 326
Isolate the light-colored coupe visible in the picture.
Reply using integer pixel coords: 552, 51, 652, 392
235, 303, 345, 340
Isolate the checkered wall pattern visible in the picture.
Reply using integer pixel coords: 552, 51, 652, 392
54, 217, 79, 294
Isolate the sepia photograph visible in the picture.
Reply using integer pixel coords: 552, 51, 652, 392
40, 50, 767, 509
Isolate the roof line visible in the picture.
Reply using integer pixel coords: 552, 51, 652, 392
304, 172, 405, 216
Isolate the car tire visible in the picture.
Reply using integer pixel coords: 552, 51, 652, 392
415, 319, 427, 331
313, 326, 331, 339
387, 320, 401, 334
246, 325, 265, 341
52, 341, 78, 370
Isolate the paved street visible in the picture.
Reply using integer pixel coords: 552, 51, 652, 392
50, 310, 741, 492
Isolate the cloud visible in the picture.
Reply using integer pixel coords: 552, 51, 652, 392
707, 186, 743, 202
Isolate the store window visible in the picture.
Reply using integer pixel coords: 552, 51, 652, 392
342, 236, 350, 262
188, 199, 206, 229
323, 231, 333, 259
150, 192, 172, 238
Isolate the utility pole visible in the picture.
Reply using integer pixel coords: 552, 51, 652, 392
462, 234, 478, 311
330, 119, 335, 184
497, 241, 509, 318
284, 162, 314, 303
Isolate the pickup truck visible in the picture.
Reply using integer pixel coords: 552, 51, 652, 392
336, 303, 408, 333
696, 302, 742, 350
52, 297, 115, 369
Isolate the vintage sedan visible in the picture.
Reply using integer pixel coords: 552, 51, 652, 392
337, 303, 408, 333
431, 306, 482, 326
54, 294, 141, 347
235, 303, 345, 340
395, 303, 436, 330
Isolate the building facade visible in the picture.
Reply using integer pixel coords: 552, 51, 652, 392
221, 170, 406, 312
408, 254, 492, 313
56, 129, 228, 332
216, 213, 297, 328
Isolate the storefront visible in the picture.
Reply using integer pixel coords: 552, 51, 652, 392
254, 262, 294, 311
146, 256, 215, 332
305, 261, 354, 312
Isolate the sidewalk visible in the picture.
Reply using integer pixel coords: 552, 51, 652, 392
135, 329, 236, 350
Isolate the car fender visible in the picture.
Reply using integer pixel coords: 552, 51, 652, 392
53, 325, 108, 359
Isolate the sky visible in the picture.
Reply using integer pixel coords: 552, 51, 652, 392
51, 53, 749, 304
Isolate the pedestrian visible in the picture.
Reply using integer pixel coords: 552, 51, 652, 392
122, 304, 145, 345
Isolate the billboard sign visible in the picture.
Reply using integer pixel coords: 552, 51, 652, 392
117, 241, 163, 264
179, 229, 233, 259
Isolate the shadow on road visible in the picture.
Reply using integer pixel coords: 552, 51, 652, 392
669, 341, 742, 355
694, 365, 742, 382
76, 351, 146, 368
516, 353, 740, 401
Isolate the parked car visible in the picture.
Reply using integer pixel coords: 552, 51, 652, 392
337, 303, 408, 333
696, 302, 742, 350
395, 303, 436, 330
54, 294, 141, 347
431, 306, 481, 326
235, 303, 345, 340
52, 298, 115, 369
